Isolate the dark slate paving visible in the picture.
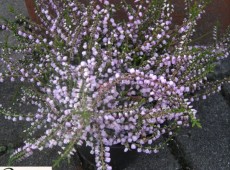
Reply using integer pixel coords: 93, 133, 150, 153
177, 94, 230, 170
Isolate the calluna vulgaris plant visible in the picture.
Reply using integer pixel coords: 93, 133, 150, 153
0, 0, 229, 169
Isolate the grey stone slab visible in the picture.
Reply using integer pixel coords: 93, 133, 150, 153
0, 80, 77, 169
0, 81, 30, 147
0, 114, 27, 147
0, 0, 28, 49
207, 57, 230, 81
221, 83, 230, 105
0, 0, 28, 20
177, 94, 230, 170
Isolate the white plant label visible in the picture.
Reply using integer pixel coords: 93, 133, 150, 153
0, 167, 52, 170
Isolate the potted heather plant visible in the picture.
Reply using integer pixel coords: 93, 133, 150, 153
0, 0, 229, 169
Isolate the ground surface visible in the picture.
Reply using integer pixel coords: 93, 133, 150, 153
0, 1, 229, 170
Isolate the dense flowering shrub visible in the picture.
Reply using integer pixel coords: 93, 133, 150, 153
0, 0, 229, 169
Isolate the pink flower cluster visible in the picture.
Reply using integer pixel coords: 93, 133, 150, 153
0, 0, 229, 169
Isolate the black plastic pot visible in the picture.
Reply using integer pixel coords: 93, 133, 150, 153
75, 144, 139, 170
